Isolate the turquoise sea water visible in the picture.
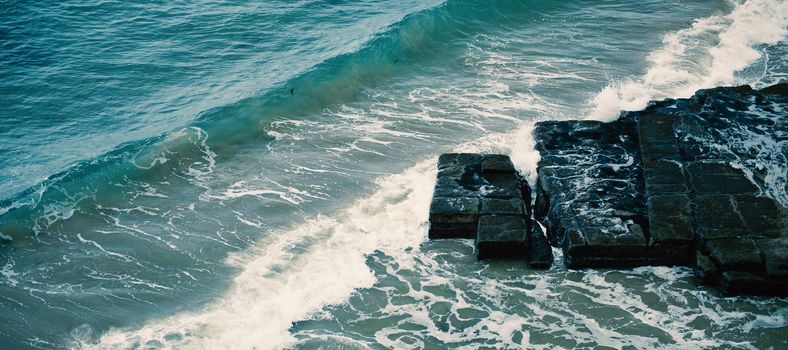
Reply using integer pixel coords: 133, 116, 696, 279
1, 0, 786, 348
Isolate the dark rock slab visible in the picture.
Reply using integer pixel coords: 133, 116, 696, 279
528, 222, 552, 268
438, 153, 483, 170
480, 174, 525, 199
757, 238, 788, 281
480, 198, 524, 216
645, 194, 693, 265
429, 153, 550, 264
638, 112, 680, 160
428, 196, 479, 239
429, 153, 533, 249
686, 162, 759, 194
533, 83, 788, 295
734, 195, 786, 238
534, 115, 649, 268
692, 194, 750, 242
694, 252, 719, 284
719, 271, 769, 295
634, 84, 788, 294
646, 195, 692, 243
564, 223, 649, 268
642, 159, 687, 194
704, 238, 763, 272
476, 215, 528, 260
481, 154, 517, 174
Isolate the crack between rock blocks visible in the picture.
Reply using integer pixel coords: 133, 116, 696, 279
729, 196, 753, 234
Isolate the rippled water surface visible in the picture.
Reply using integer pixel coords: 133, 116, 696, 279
1, 0, 786, 349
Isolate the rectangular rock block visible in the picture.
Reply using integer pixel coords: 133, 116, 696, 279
431, 152, 530, 240
479, 174, 523, 199
428, 197, 479, 239
582, 223, 647, 247
638, 113, 680, 160
647, 244, 693, 265
434, 163, 481, 198
529, 222, 553, 268
476, 215, 528, 260
686, 162, 759, 194
639, 113, 677, 145
692, 194, 749, 242
562, 222, 650, 268
481, 154, 516, 175
704, 238, 763, 272
756, 238, 788, 281
647, 194, 693, 245
719, 271, 769, 295
719, 271, 788, 297
642, 159, 688, 195
733, 195, 785, 238
480, 198, 524, 216
438, 153, 482, 170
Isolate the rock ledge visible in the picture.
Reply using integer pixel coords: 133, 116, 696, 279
533, 84, 787, 295
427, 84, 787, 296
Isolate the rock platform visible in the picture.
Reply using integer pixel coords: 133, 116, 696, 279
427, 84, 786, 296
534, 84, 787, 295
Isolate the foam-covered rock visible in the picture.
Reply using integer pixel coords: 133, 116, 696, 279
533, 83, 788, 295
533, 116, 649, 268
428, 153, 550, 267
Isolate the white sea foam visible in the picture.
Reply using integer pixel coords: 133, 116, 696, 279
588, 0, 788, 121
88, 156, 437, 349
77, 233, 133, 262
85, 125, 530, 349
1, 259, 20, 287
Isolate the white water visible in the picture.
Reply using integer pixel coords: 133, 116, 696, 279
86, 127, 536, 349
588, 0, 788, 121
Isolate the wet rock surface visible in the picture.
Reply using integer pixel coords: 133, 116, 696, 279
532, 84, 788, 295
428, 153, 552, 267
528, 223, 553, 268
476, 215, 528, 260
533, 115, 651, 268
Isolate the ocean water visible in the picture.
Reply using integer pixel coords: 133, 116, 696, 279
0, 0, 786, 349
